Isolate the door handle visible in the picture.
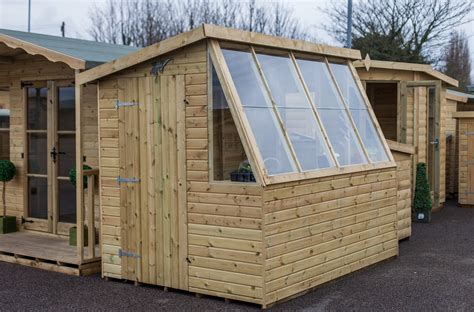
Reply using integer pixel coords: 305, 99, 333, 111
50, 147, 66, 163
430, 138, 439, 148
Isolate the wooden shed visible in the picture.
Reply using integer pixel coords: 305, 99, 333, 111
0, 29, 137, 275
452, 91, 474, 206
77, 25, 400, 307
354, 58, 459, 209
445, 90, 469, 199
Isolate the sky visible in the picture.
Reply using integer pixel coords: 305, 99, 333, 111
0, 0, 473, 77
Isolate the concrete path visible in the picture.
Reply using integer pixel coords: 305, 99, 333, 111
0, 201, 473, 311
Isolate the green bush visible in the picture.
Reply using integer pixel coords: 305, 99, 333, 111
0, 160, 16, 218
413, 163, 432, 213
69, 165, 92, 189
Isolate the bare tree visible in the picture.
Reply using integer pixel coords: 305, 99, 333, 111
88, 0, 309, 47
441, 31, 472, 89
324, 0, 472, 63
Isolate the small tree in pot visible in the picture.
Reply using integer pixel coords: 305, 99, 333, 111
413, 163, 432, 223
0, 160, 16, 233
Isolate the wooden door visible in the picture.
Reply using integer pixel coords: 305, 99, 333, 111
400, 81, 441, 207
118, 75, 188, 290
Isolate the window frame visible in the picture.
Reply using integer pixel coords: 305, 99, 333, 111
209, 39, 395, 187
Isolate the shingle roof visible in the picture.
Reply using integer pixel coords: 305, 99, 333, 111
0, 28, 139, 69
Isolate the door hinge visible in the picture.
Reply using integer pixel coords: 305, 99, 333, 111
116, 176, 140, 184
118, 249, 141, 258
150, 58, 172, 76
465, 132, 474, 136
465, 191, 474, 195
115, 100, 138, 109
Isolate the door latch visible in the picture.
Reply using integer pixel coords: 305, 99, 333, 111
50, 146, 66, 163
430, 138, 439, 149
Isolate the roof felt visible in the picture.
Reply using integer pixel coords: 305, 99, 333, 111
0, 28, 139, 68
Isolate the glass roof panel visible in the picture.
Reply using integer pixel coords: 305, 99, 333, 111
222, 49, 297, 175
296, 58, 368, 166
329, 62, 389, 162
256, 52, 334, 171
296, 59, 345, 109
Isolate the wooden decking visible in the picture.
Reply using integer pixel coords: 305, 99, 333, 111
0, 231, 100, 276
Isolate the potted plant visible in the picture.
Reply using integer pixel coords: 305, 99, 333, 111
413, 163, 432, 223
0, 160, 16, 234
230, 160, 256, 182
68, 165, 92, 246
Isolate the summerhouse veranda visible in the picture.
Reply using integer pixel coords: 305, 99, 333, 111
0, 29, 136, 275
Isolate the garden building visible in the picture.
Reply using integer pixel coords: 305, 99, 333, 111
0, 29, 137, 275
75, 24, 400, 307
354, 58, 459, 210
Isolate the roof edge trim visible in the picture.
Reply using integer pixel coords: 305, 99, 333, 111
0, 33, 86, 70
77, 26, 207, 85
202, 24, 361, 60
78, 24, 362, 84
354, 59, 458, 87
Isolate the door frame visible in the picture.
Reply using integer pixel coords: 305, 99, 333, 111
400, 80, 442, 208
22, 79, 76, 235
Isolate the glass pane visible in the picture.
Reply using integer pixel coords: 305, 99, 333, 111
257, 53, 333, 170
296, 58, 345, 109
222, 49, 271, 108
0, 131, 9, 160
58, 134, 76, 177
28, 177, 48, 219
58, 179, 76, 223
350, 109, 389, 162
0, 108, 9, 128
211, 65, 249, 181
319, 109, 367, 166
222, 49, 297, 175
244, 107, 296, 175
28, 133, 47, 174
58, 87, 75, 131
279, 108, 333, 170
329, 63, 366, 109
27, 87, 48, 130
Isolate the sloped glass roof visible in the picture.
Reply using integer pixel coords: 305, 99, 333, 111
211, 42, 392, 183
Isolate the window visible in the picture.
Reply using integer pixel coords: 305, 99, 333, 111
213, 44, 392, 181
296, 58, 367, 166
222, 49, 297, 175
256, 53, 334, 170
329, 63, 389, 162
211, 64, 249, 181
0, 89, 10, 160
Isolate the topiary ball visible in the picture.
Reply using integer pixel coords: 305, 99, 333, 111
69, 165, 92, 189
0, 160, 16, 183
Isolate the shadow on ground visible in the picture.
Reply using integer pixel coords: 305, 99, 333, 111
0, 201, 473, 311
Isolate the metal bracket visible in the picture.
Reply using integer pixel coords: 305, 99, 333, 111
465, 132, 474, 136
465, 191, 474, 195
115, 100, 138, 109
119, 249, 141, 258
116, 176, 140, 184
150, 58, 172, 76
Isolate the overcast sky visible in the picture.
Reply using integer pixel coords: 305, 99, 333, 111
0, 0, 473, 77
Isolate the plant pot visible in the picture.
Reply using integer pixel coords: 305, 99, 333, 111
230, 171, 255, 182
69, 226, 89, 246
0, 216, 16, 234
412, 211, 431, 223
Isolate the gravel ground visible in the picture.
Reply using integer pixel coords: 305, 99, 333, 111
0, 201, 473, 311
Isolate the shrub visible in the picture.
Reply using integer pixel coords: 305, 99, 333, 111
0, 160, 16, 218
413, 163, 432, 213
69, 165, 92, 189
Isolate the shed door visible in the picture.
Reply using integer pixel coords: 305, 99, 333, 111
400, 81, 441, 208
118, 76, 188, 289
466, 121, 474, 203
